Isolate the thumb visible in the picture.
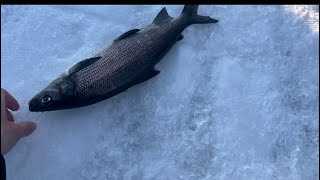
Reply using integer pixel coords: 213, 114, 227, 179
15, 121, 37, 139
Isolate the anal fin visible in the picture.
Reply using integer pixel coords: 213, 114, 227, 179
134, 69, 160, 85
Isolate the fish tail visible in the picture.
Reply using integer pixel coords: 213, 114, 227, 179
181, 5, 219, 24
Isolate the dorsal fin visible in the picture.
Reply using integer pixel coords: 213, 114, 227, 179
152, 7, 173, 25
114, 29, 140, 42
68, 57, 101, 75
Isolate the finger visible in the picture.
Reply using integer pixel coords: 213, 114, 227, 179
14, 121, 37, 139
1, 89, 7, 116
2, 89, 20, 111
6, 109, 14, 122
1, 91, 7, 126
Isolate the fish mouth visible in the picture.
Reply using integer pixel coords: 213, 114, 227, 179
28, 99, 41, 112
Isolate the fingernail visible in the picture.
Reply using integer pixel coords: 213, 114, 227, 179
31, 122, 37, 131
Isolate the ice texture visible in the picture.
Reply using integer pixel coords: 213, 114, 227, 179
1, 5, 319, 180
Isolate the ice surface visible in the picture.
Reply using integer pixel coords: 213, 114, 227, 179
1, 5, 319, 180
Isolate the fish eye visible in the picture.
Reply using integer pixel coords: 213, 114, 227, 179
41, 96, 52, 105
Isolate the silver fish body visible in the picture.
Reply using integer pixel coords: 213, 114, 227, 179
29, 5, 218, 112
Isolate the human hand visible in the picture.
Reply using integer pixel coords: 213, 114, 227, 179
1, 88, 37, 155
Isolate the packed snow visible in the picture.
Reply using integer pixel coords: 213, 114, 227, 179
1, 5, 319, 180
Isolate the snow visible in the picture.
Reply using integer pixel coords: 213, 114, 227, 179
1, 5, 319, 180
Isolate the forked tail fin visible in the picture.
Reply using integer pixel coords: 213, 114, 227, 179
181, 5, 219, 24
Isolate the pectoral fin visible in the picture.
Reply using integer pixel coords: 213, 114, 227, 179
178, 34, 184, 41
68, 57, 101, 75
114, 29, 140, 42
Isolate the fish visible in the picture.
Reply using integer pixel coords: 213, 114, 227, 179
28, 5, 218, 112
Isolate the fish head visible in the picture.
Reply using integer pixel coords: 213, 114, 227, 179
29, 74, 76, 112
